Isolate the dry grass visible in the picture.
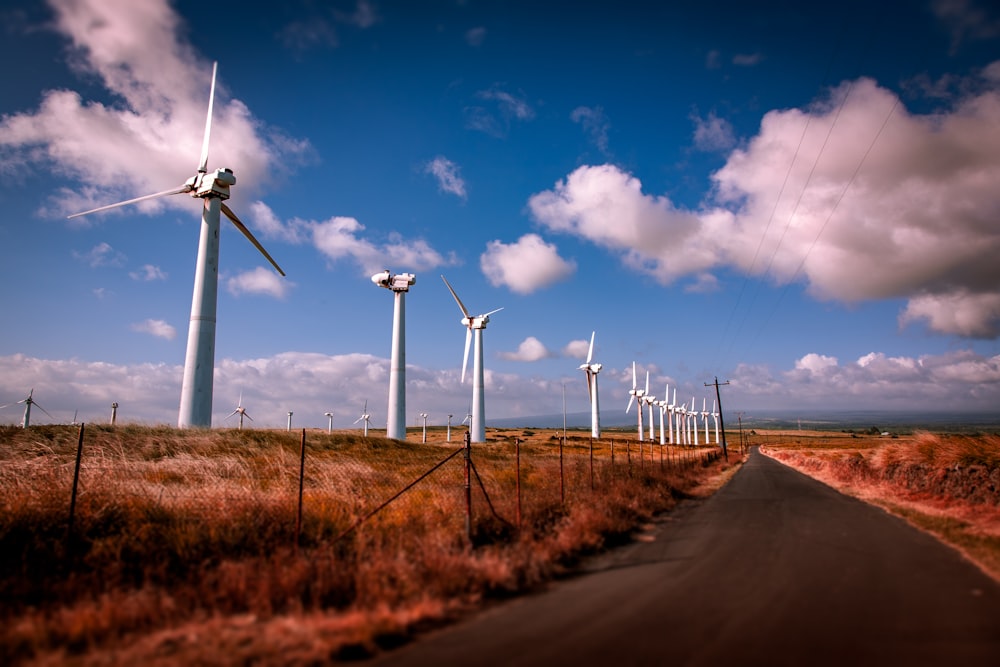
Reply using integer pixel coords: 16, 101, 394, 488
760, 430, 1000, 581
0, 424, 734, 665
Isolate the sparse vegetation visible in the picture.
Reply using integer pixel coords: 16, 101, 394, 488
761, 430, 1000, 581
0, 424, 734, 665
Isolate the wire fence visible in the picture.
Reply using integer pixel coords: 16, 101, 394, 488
1, 425, 725, 567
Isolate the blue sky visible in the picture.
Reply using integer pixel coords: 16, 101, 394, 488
2, 0, 1000, 428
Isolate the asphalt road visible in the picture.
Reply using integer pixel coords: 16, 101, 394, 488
370, 447, 1000, 666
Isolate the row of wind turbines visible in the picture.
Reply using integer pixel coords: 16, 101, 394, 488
20, 62, 723, 444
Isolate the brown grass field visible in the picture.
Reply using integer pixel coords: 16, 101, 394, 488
0, 424, 737, 666
758, 429, 1000, 582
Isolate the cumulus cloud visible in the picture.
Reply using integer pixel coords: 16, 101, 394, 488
571, 106, 611, 153
130, 318, 176, 340
531, 70, 1000, 339
226, 267, 293, 299
130, 264, 167, 281
692, 111, 736, 152
74, 242, 126, 268
563, 338, 592, 359
0, 0, 310, 218
480, 234, 576, 294
499, 337, 553, 362
248, 201, 456, 276
424, 156, 467, 200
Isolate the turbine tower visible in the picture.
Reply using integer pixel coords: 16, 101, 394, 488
226, 392, 253, 430
372, 269, 416, 441
420, 412, 429, 443
441, 276, 502, 444
325, 411, 334, 434
0, 389, 52, 428
711, 400, 720, 444
642, 371, 656, 442
67, 62, 285, 429
625, 362, 645, 441
701, 397, 711, 444
110, 401, 119, 426
579, 331, 603, 439
446, 414, 454, 442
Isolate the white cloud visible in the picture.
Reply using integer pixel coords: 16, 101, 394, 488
424, 156, 467, 200
733, 53, 764, 66
563, 338, 591, 359
499, 337, 553, 362
465, 27, 486, 47
793, 353, 839, 373
0, 0, 310, 217
130, 318, 176, 340
74, 242, 126, 268
571, 106, 610, 153
692, 111, 736, 152
226, 266, 293, 299
249, 201, 456, 276
130, 264, 167, 281
531, 70, 1000, 339
465, 86, 534, 137
480, 234, 576, 294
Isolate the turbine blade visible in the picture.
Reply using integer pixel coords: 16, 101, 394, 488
645, 371, 650, 395
587, 331, 595, 364
33, 403, 54, 420
483, 307, 504, 318
585, 369, 593, 402
626, 395, 634, 413
67, 185, 190, 219
244, 413, 253, 422
440, 275, 471, 319
461, 328, 472, 383
199, 61, 218, 174
221, 203, 286, 276
631, 361, 637, 389
227, 409, 240, 418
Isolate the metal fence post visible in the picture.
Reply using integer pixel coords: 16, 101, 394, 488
67, 423, 85, 557
515, 437, 522, 530
296, 428, 306, 554
464, 429, 472, 544
589, 437, 594, 491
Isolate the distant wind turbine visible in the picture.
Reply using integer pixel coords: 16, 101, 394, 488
625, 362, 645, 441
226, 391, 253, 430
110, 401, 119, 426
0, 388, 53, 428
420, 412, 429, 443
372, 269, 416, 441
641, 371, 656, 442
354, 400, 372, 437
441, 275, 502, 443
67, 62, 285, 429
579, 331, 602, 439
447, 414, 454, 442
325, 411, 334, 434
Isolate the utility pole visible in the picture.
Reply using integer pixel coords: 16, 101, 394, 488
705, 377, 730, 460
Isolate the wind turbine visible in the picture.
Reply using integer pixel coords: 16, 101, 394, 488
625, 362, 645, 441
657, 383, 671, 445
325, 411, 334, 434
691, 397, 700, 446
354, 400, 372, 437
711, 400, 720, 444
579, 331, 602, 439
0, 389, 53, 428
67, 62, 285, 429
110, 401, 119, 426
641, 371, 656, 442
420, 412, 429, 443
286, 411, 294, 431
372, 269, 416, 440
441, 275, 502, 444
226, 391, 252, 430
701, 397, 711, 444
446, 414, 454, 442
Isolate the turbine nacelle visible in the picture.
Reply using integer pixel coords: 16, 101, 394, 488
372, 269, 416, 292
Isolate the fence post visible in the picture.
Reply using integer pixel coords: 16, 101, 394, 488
464, 429, 472, 545
515, 437, 522, 531
296, 428, 306, 554
67, 423, 85, 557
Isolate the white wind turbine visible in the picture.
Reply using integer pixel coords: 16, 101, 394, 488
446, 414, 454, 442
676, 393, 688, 445
579, 331, 602, 439
372, 270, 416, 441
690, 397, 700, 446
67, 62, 285, 429
658, 383, 671, 445
711, 399, 720, 444
325, 411, 334, 434
701, 397, 711, 444
441, 276, 502, 444
641, 372, 656, 442
354, 400, 372, 437
226, 391, 253, 430
625, 362, 645, 441
420, 412, 429, 443
0, 389, 53, 428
